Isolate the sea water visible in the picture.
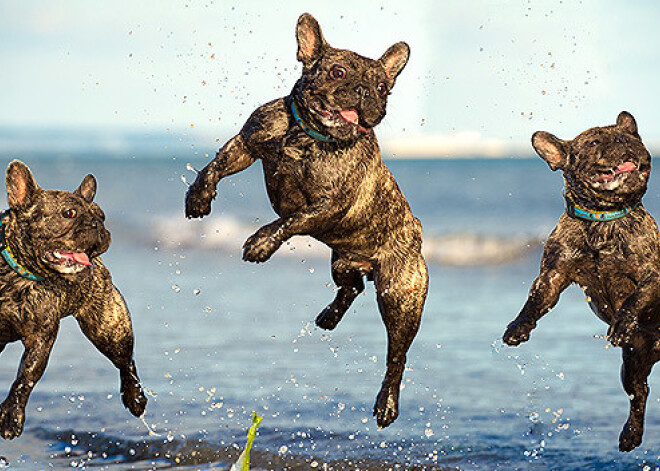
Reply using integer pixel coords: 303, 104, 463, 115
0, 155, 659, 470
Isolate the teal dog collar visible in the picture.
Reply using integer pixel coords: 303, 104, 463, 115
290, 99, 336, 143
566, 201, 638, 222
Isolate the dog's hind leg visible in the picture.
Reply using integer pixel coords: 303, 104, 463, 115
316, 251, 367, 330
74, 282, 147, 418
372, 251, 428, 428
619, 337, 657, 452
0, 327, 58, 439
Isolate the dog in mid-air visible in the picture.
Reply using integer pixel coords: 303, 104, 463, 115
0, 161, 147, 439
185, 13, 428, 428
503, 112, 659, 451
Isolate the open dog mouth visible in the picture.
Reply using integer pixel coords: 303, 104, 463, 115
593, 162, 638, 183
592, 161, 649, 189
44, 250, 92, 270
311, 102, 371, 134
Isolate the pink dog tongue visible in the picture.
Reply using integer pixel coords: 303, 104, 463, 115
70, 252, 91, 266
339, 109, 359, 124
615, 162, 637, 174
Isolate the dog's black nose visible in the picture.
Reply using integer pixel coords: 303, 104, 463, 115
354, 84, 370, 99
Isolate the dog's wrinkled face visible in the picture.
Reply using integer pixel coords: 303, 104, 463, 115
294, 13, 409, 141
5, 161, 110, 275
533, 111, 651, 208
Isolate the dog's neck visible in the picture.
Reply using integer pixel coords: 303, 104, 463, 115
0, 210, 48, 281
289, 97, 337, 143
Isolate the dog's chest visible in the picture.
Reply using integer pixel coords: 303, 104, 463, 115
571, 224, 643, 319
0, 276, 89, 338
260, 141, 363, 216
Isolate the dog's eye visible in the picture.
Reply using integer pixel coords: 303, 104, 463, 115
329, 66, 346, 79
62, 209, 77, 219
590, 139, 601, 147
377, 82, 388, 96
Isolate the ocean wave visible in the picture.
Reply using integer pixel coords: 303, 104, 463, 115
151, 216, 543, 266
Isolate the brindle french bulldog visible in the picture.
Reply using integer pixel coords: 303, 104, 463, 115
0, 161, 147, 439
503, 112, 658, 451
185, 13, 428, 428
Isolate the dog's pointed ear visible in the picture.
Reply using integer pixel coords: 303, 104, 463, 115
296, 13, 326, 67
379, 42, 410, 87
75, 174, 97, 203
616, 111, 639, 137
6, 160, 41, 210
532, 131, 569, 171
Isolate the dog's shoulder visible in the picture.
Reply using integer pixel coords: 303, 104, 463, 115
240, 98, 289, 147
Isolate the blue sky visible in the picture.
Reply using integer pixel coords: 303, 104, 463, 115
1, 1, 659, 156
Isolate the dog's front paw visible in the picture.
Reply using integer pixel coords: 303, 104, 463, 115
608, 314, 638, 347
315, 305, 343, 331
503, 319, 535, 346
373, 384, 399, 428
619, 418, 643, 452
0, 402, 25, 440
184, 183, 216, 219
242, 227, 282, 263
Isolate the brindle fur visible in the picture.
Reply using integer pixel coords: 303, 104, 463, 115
0, 161, 146, 439
503, 112, 659, 451
185, 13, 428, 428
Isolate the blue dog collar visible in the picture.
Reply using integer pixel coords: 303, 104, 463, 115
0, 211, 46, 281
566, 200, 639, 222
290, 99, 336, 143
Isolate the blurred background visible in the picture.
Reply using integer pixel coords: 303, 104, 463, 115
1, 1, 660, 470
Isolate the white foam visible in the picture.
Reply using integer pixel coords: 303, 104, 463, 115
151, 215, 542, 266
